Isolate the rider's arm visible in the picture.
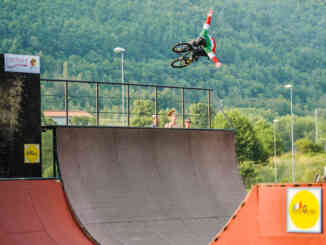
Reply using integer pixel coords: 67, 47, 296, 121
200, 10, 213, 37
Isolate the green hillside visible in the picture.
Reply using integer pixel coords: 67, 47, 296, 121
1, 0, 326, 115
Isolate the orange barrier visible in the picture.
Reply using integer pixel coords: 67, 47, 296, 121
210, 184, 326, 245
0, 180, 96, 245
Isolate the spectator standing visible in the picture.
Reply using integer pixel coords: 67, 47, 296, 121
165, 109, 178, 128
150, 115, 160, 128
185, 118, 192, 128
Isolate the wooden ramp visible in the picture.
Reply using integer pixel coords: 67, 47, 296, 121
0, 180, 97, 245
56, 127, 246, 245
211, 184, 326, 245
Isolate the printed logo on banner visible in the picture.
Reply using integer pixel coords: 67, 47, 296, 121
4, 54, 40, 74
287, 187, 322, 233
24, 144, 40, 164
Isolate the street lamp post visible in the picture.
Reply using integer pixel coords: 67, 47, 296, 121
285, 84, 295, 183
273, 119, 279, 183
315, 108, 319, 143
114, 47, 126, 126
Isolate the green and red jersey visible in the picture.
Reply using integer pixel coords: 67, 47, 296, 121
200, 10, 219, 64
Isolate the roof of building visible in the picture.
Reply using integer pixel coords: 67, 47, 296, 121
44, 110, 93, 118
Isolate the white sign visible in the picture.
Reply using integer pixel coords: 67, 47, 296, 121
287, 187, 322, 233
4, 54, 40, 74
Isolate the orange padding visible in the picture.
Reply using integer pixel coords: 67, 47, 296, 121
0, 180, 95, 245
210, 183, 326, 245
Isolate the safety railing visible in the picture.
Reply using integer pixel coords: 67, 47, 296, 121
41, 78, 214, 128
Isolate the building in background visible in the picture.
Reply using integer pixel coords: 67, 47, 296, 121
43, 110, 93, 125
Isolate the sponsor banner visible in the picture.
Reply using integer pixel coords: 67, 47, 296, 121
4, 54, 40, 74
287, 187, 322, 233
24, 144, 40, 164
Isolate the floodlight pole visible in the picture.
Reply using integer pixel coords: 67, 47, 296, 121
285, 84, 295, 183
273, 119, 279, 183
114, 47, 126, 126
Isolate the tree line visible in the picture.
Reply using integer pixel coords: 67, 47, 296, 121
2, 0, 326, 117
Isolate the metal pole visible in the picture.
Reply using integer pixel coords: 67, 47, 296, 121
121, 52, 125, 126
96, 82, 99, 126
52, 128, 57, 178
182, 88, 185, 128
127, 84, 130, 126
315, 108, 319, 143
64, 80, 68, 125
208, 90, 211, 128
273, 121, 277, 183
213, 93, 233, 129
155, 87, 158, 116
290, 87, 295, 183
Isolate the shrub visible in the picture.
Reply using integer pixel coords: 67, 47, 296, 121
295, 138, 323, 153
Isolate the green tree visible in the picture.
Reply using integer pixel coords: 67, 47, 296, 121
213, 109, 268, 163
41, 113, 57, 126
3, 0, 326, 117
130, 100, 154, 127
295, 138, 323, 153
70, 116, 96, 126
254, 118, 283, 157
188, 102, 215, 129
238, 161, 258, 189
277, 115, 315, 152
42, 130, 54, 177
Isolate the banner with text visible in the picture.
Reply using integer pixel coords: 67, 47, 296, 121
4, 54, 40, 74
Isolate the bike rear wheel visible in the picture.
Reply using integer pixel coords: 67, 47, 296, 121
170, 56, 192, 68
172, 42, 192, 53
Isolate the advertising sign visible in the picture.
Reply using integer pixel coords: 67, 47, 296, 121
287, 187, 322, 233
24, 144, 40, 164
4, 54, 40, 74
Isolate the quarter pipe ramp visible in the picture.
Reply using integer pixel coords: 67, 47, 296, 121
56, 127, 246, 245
210, 184, 326, 245
0, 180, 96, 245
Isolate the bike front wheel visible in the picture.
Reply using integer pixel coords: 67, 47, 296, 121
170, 56, 192, 68
172, 42, 192, 53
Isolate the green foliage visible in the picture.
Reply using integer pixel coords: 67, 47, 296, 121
70, 116, 96, 126
41, 114, 57, 126
1, 0, 326, 115
239, 161, 258, 189
241, 152, 326, 189
276, 115, 315, 152
254, 118, 282, 157
188, 103, 213, 128
213, 109, 268, 163
295, 138, 323, 154
41, 130, 54, 177
158, 108, 169, 128
130, 100, 154, 127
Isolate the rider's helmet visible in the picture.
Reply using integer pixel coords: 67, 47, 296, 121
194, 37, 206, 46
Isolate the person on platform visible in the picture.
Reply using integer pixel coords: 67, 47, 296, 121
184, 118, 192, 129
165, 109, 178, 128
150, 114, 160, 128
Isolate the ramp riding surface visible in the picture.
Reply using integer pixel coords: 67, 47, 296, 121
57, 127, 245, 245
0, 180, 96, 245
